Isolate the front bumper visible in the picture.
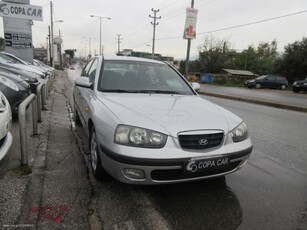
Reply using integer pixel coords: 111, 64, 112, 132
98, 140, 253, 185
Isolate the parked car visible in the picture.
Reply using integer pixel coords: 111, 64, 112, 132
0, 52, 51, 77
244, 75, 288, 89
292, 78, 307, 93
33, 59, 54, 75
0, 65, 40, 93
0, 70, 31, 114
0, 90, 12, 161
74, 56, 253, 185
0, 53, 47, 79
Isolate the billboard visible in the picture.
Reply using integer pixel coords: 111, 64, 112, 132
0, 1, 43, 21
183, 7, 198, 40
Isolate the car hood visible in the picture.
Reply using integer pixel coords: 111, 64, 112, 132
97, 93, 242, 136
294, 79, 307, 84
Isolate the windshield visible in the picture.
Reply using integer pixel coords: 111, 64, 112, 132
256, 75, 267, 80
97, 60, 194, 95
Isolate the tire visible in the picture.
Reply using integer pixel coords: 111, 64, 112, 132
280, 85, 286, 90
90, 127, 108, 180
293, 88, 301, 93
74, 107, 81, 125
255, 83, 261, 89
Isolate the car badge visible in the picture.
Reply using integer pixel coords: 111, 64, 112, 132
198, 139, 208, 146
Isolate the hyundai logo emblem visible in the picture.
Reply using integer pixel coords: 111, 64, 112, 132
198, 139, 208, 146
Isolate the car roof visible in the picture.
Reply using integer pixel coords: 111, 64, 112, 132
102, 55, 166, 65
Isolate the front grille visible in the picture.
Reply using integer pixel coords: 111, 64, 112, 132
178, 132, 224, 150
151, 161, 240, 181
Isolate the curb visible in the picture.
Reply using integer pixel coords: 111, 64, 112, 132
198, 91, 307, 113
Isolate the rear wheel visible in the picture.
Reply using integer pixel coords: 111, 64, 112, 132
280, 85, 287, 90
90, 127, 108, 180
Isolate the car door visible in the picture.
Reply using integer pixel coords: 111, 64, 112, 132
263, 75, 275, 88
74, 58, 98, 128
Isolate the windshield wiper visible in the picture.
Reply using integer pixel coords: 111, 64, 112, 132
137, 90, 185, 95
101, 89, 138, 93
102, 89, 186, 95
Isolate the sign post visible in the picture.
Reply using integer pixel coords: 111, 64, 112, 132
183, 0, 198, 79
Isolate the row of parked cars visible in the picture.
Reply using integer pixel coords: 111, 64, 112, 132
244, 75, 307, 93
0, 51, 54, 161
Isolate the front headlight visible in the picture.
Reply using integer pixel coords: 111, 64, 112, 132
230, 122, 249, 142
0, 76, 19, 91
115, 125, 167, 148
0, 91, 8, 112
19, 75, 37, 83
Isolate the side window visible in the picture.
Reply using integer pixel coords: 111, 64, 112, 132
267, 76, 275, 81
81, 60, 94, 77
88, 59, 98, 83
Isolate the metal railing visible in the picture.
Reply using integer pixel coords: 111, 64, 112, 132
18, 75, 53, 166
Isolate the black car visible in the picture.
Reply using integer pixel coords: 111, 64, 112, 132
0, 70, 31, 114
292, 78, 307, 93
244, 75, 288, 90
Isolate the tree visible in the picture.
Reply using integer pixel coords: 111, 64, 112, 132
198, 36, 232, 73
275, 37, 307, 82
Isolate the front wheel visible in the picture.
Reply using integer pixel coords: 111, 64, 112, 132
90, 127, 108, 180
292, 88, 301, 93
74, 107, 81, 125
255, 83, 261, 89
280, 85, 287, 90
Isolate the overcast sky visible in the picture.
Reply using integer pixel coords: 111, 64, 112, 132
26, 0, 307, 59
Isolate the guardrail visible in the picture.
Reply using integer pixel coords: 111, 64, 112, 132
18, 75, 53, 166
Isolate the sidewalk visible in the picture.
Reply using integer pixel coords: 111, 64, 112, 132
1, 71, 92, 229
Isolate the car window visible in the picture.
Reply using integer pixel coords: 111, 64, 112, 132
276, 76, 286, 81
88, 58, 98, 83
81, 59, 94, 77
266, 76, 275, 81
98, 61, 194, 95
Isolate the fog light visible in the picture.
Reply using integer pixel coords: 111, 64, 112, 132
124, 168, 145, 180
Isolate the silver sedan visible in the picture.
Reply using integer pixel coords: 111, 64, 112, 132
73, 56, 253, 185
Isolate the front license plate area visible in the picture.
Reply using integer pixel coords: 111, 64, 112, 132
184, 157, 230, 174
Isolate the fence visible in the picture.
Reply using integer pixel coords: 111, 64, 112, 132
18, 75, 53, 166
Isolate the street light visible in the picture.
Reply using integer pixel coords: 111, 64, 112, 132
90, 15, 111, 55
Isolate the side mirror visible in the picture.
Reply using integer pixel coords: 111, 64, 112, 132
191, 82, 200, 92
75, 77, 92, 89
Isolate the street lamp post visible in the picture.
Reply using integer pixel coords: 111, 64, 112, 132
90, 15, 111, 55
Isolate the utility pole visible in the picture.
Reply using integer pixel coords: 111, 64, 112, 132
48, 26, 52, 65
50, 1, 54, 67
115, 34, 122, 55
149, 8, 161, 59
185, 0, 194, 79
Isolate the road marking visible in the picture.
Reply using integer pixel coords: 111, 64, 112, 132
31, 205, 68, 223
